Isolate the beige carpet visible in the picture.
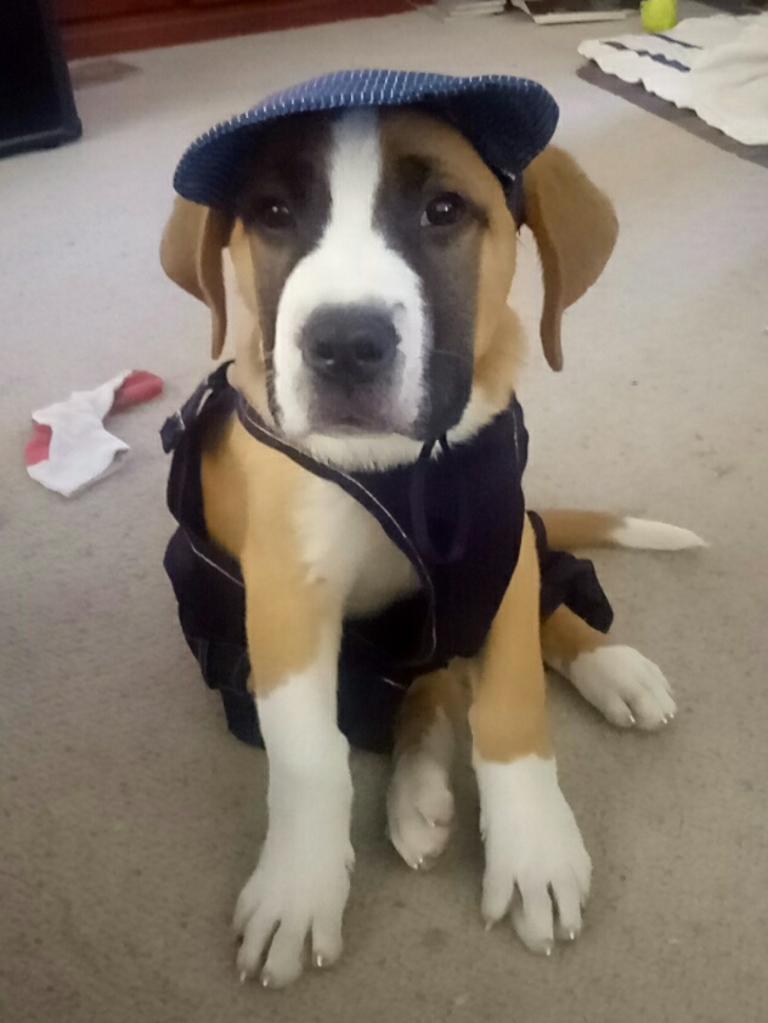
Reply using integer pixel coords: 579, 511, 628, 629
3, 4, 767, 1021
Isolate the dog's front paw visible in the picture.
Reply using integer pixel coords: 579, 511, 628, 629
564, 645, 677, 730
387, 749, 455, 870
476, 755, 591, 954
234, 828, 354, 988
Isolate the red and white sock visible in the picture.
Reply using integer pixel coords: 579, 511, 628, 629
25, 370, 164, 497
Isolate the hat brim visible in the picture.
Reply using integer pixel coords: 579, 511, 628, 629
173, 69, 559, 209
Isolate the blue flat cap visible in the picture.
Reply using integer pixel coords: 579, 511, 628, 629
173, 69, 559, 209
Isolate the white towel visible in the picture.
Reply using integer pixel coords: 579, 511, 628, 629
578, 13, 768, 146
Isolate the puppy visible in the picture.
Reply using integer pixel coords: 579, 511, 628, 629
160, 84, 702, 988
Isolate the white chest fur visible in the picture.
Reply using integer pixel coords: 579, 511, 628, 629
294, 473, 419, 619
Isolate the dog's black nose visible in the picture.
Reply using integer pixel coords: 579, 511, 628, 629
301, 306, 398, 386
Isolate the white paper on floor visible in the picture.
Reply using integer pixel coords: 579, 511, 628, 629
578, 13, 768, 145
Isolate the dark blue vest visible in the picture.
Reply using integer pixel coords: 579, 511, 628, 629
161, 363, 612, 752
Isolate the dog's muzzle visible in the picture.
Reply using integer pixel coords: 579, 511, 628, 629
299, 303, 405, 433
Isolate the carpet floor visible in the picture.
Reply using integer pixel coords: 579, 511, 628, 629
2, 3, 766, 1021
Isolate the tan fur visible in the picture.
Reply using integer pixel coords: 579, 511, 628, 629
541, 604, 605, 671
473, 305, 525, 408
536, 509, 624, 550
525, 147, 618, 371
393, 665, 468, 756
469, 519, 552, 761
202, 418, 331, 694
160, 198, 231, 359
227, 219, 285, 422
199, 416, 250, 559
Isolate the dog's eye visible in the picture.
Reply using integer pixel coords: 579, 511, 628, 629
421, 192, 466, 228
254, 198, 294, 230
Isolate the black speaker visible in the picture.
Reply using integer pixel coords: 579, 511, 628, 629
0, 0, 82, 159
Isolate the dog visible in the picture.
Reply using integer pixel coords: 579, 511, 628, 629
159, 71, 703, 988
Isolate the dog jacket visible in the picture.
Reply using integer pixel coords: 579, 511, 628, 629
161, 363, 613, 752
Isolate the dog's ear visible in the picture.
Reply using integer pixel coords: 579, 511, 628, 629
524, 147, 618, 371
160, 198, 232, 359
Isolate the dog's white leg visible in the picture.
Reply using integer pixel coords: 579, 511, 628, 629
471, 521, 591, 953
476, 754, 591, 952
234, 626, 353, 988
387, 707, 456, 870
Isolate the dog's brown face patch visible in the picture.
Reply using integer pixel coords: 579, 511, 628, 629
233, 114, 333, 361
377, 110, 515, 437
379, 110, 518, 360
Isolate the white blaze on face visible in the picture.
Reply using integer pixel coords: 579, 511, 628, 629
272, 109, 428, 439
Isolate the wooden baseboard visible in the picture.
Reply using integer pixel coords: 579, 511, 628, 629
62, 0, 425, 59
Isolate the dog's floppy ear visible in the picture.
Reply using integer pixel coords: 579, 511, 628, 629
160, 198, 232, 359
524, 147, 618, 371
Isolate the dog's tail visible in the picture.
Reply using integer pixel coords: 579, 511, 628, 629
537, 510, 707, 552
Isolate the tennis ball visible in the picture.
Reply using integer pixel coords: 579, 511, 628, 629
641, 0, 678, 33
